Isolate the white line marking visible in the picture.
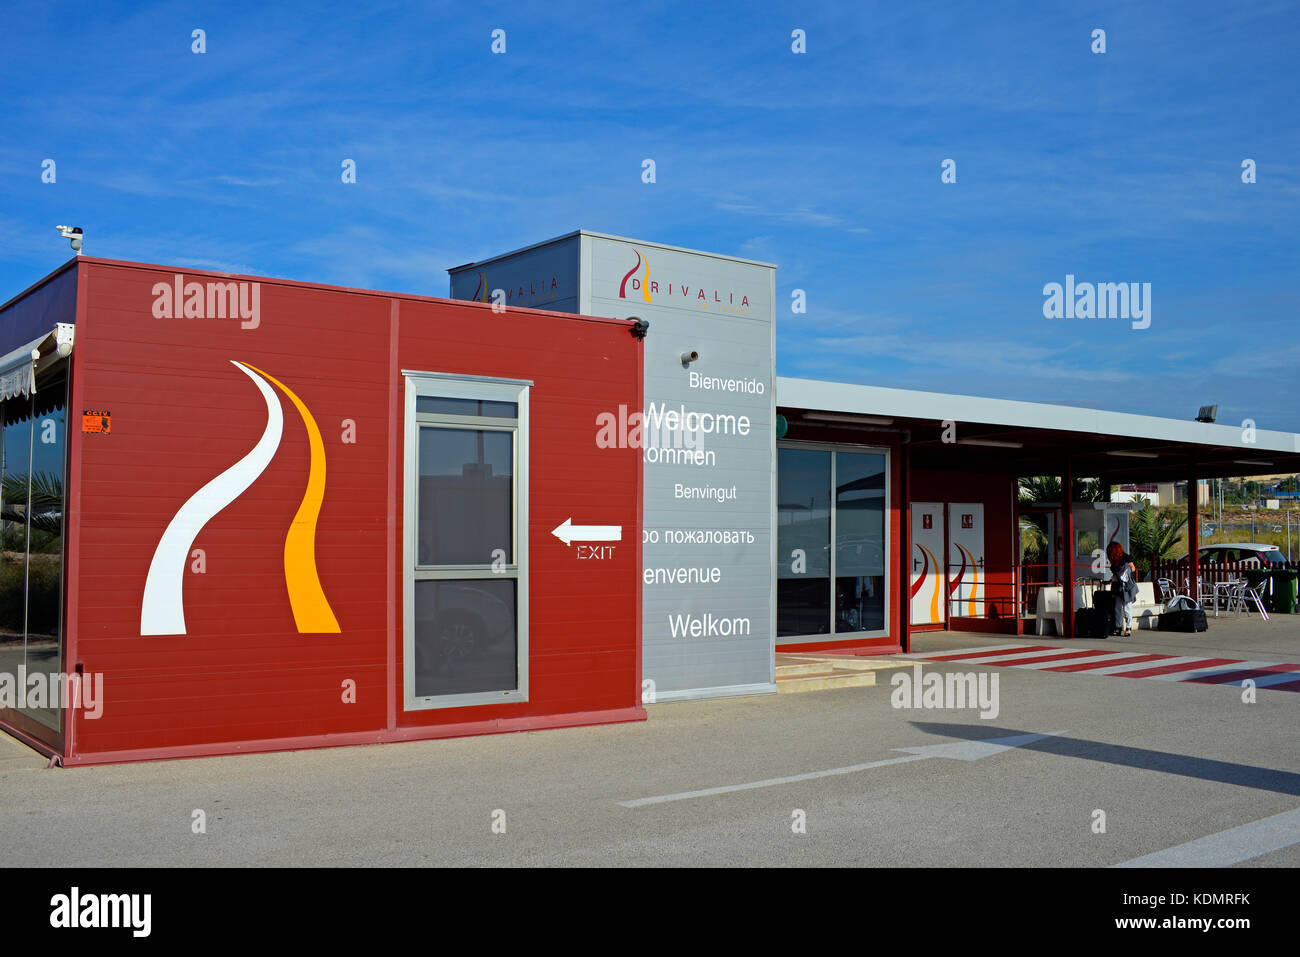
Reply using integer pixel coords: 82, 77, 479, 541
1085, 655, 1203, 675
1143, 660, 1276, 682
1010, 652, 1139, 670
1245, 671, 1300, 688
141, 362, 283, 635
933, 647, 1093, 664
619, 731, 1066, 807
909, 644, 1025, 658
1113, 807, 1300, 868
618, 755, 930, 807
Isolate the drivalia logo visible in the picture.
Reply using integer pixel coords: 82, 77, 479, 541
470, 268, 562, 307
469, 270, 488, 303
140, 360, 340, 635
618, 247, 752, 313
619, 248, 653, 303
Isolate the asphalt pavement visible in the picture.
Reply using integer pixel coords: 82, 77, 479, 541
1, 621, 1297, 866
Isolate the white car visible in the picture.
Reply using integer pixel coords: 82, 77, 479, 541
1185, 543, 1288, 568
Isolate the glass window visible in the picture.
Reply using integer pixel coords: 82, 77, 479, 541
413, 579, 517, 697
777, 449, 831, 637
835, 451, 886, 634
417, 428, 513, 566
404, 375, 529, 710
416, 396, 517, 418
777, 445, 889, 640
1, 372, 67, 731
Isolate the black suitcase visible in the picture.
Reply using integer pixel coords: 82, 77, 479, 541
1159, 607, 1209, 632
1093, 590, 1121, 633
1074, 607, 1110, 639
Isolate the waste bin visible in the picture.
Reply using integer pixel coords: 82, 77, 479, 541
1275, 569, 1299, 614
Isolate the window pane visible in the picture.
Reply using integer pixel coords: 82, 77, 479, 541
1, 403, 34, 684
835, 452, 886, 633
417, 428, 513, 565
416, 396, 517, 418
3, 383, 68, 729
413, 579, 517, 697
777, 448, 830, 637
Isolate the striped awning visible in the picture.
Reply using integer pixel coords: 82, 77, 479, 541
0, 323, 74, 401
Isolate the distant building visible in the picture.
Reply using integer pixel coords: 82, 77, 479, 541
1111, 481, 1210, 507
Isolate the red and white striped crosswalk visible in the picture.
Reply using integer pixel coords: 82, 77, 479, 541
907, 644, 1300, 692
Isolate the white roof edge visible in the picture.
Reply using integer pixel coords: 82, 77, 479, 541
776, 377, 1300, 455
448, 230, 778, 272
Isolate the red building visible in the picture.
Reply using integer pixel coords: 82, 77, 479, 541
0, 257, 644, 765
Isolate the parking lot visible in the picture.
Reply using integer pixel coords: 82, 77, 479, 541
2, 618, 1297, 867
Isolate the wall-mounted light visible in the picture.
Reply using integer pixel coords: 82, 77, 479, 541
1234, 459, 1273, 467
680, 350, 699, 366
628, 318, 649, 341
1196, 405, 1218, 423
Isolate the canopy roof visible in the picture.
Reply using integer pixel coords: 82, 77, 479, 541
777, 378, 1300, 481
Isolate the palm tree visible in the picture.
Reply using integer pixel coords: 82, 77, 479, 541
1127, 501, 1187, 572
1, 472, 63, 536
1019, 517, 1049, 563
1019, 476, 1114, 505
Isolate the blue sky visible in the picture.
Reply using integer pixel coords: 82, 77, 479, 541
3, 1, 1298, 430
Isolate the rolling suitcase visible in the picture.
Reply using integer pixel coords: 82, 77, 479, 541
1093, 590, 1122, 635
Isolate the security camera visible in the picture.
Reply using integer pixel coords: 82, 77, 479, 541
628, 317, 649, 341
56, 225, 83, 252
680, 350, 699, 366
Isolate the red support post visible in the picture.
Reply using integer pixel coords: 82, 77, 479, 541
898, 440, 911, 653
1187, 468, 1199, 600
942, 492, 951, 632
1062, 459, 1074, 638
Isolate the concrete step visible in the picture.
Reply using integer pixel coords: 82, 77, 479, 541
775, 670, 877, 693
779, 656, 913, 673
775, 662, 839, 676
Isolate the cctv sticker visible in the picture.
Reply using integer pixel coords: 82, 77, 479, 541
82, 410, 111, 434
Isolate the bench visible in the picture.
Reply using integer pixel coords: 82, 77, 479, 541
1035, 581, 1164, 635
1128, 582, 1163, 630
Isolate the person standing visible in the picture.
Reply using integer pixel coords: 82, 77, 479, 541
1107, 542, 1139, 636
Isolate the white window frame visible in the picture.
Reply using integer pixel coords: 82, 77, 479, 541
402, 371, 531, 711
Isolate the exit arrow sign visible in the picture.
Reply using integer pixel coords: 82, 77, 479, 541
551, 518, 622, 547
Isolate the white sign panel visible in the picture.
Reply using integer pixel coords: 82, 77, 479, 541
947, 503, 985, 619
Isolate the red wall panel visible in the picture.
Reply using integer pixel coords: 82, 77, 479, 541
63, 260, 642, 762
910, 469, 1018, 619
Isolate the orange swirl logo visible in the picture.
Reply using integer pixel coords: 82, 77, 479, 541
619, 249, 653, 302
140, 360, 340, 636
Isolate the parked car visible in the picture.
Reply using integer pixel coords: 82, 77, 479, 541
1176, 543, 1288, 568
